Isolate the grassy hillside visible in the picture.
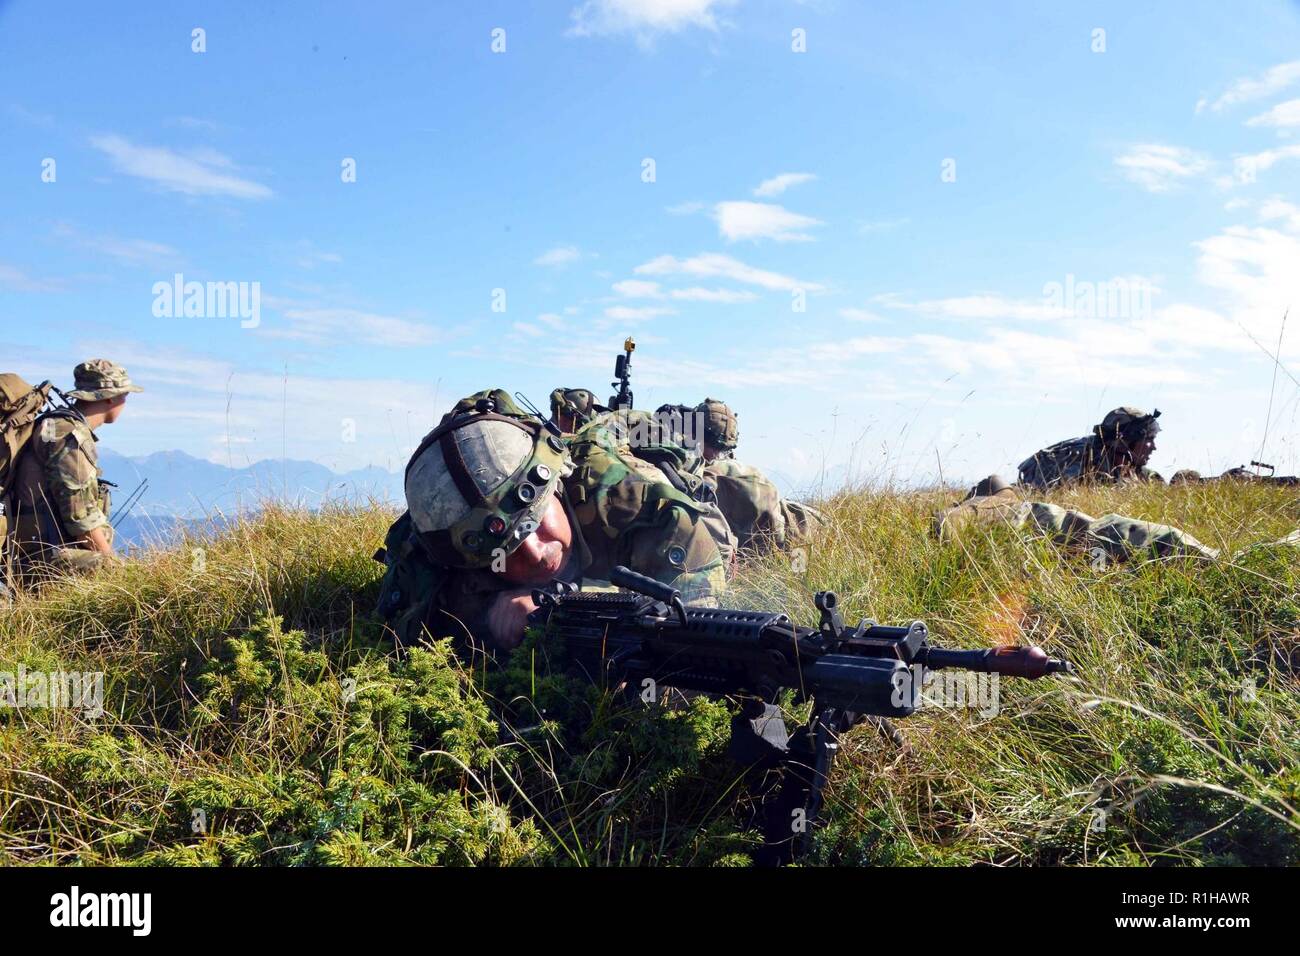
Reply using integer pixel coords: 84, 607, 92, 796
2, 481, 1299, 866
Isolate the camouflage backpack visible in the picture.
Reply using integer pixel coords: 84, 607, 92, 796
0, 373, 55, 555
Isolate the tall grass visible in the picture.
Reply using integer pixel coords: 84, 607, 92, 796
2, 483, 1298, 865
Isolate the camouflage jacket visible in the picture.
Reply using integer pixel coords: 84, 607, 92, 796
8, 410, 111, 549
1017, 435, 1161, 489
383, 410, 729, 648
578, 407, 736, 564
703, 456, 824, 553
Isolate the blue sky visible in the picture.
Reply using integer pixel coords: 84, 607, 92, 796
3, 0, 1300, 492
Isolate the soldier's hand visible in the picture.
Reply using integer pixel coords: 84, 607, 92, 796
486, 589, 540, 650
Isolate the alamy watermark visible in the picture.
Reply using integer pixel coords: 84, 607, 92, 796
892, 665, 1001, 718
1, 665, 104, 717
604, 407, 708, 451
152, 273, 260, 328
1042, 274, 1151, 320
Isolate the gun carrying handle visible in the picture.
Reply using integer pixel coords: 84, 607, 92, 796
609, 565, 687, 625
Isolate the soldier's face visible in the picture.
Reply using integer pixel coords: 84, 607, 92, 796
1130, 436, 1156, 466
502, 495, 573, 585
104, 394, 128, 423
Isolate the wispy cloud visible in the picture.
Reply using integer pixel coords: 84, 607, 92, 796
1245, 98, 1300, 128
876, 292, 1072, 322
90, 134, 273, 199
1114, 144, 1211, 193
568, 0, 736, 41
268, 307, 441, 348
604, 304, 676, 320
613, 278, 664, 298
666, 200, 706, 215
53, 223, 181, 269
1237, 143, 1300, 175
858, 218, 910, 234
713, 201, 823, 241
0, 262, 65, 293
7, 103, 54, 128
670, 286, 757, 302
635, 252, 823, 292
1197, 60, 1300, 113
753, 172, 816, 197
839, 307, 885, 322
291, 241, 343, 270
1258, 197, 1300, 233
534, 245, 583, 267
612, 278, 756, 303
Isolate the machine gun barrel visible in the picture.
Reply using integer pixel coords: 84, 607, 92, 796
921, 645, 1074, 679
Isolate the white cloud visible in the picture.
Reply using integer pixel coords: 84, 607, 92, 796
1197, 61, 1300, 113
293, 242, 343, 270
670, 286, 757, 302
858, 218, 910, 234
78, 341, 445, 473
1245, 98, 1300, 128
1258, 197, 1300, 232
612, 278, 664, 298
52, 223, 181, 268
839, 307, 885, 322
1237, 143, 1300, 174
604, 304, 676, 320
1194, 225, 1300, 343
753, 172, 816, 197
0, 262, 65, 293
568, 0, 736, 40
534, 245, 583, 267
612, 277, 755, 303
713, 201, 823, 242
268, 307, 442, 348
1114, 144, 1212, 193
634, 252, 823, 292
877, 292, 1072, 322
90, 134, 273, 199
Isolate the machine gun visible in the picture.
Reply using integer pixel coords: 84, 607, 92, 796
1242, 461, 1300, 485
527, 565, 1073, 865
608, 336, 635, 411
1175, 462, 1300, 486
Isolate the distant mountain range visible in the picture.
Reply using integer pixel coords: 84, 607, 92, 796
98, 448, 405, 549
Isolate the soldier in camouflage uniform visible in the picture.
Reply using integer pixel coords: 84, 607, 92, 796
692, 398, 825, 554
8, 359, 142, 575
379, 389, 728, 650
549, 388, 738, 565
935, 406, 1196, 561
1018, 406, 1164, 489
934, 474, 1219, 562
549, 387, 610, 434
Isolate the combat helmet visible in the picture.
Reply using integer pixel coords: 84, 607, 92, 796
549, 387, 608, 432
1094, 406, 1160, 445
406, 390, 574, 569
696, 398, 739, 452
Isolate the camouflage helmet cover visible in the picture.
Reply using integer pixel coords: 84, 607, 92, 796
549, 387, 607, 430
66, 358, 144, 402
1095, 406, 1160, 443
696, 397, 738, 451
406, 394, 574, 568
